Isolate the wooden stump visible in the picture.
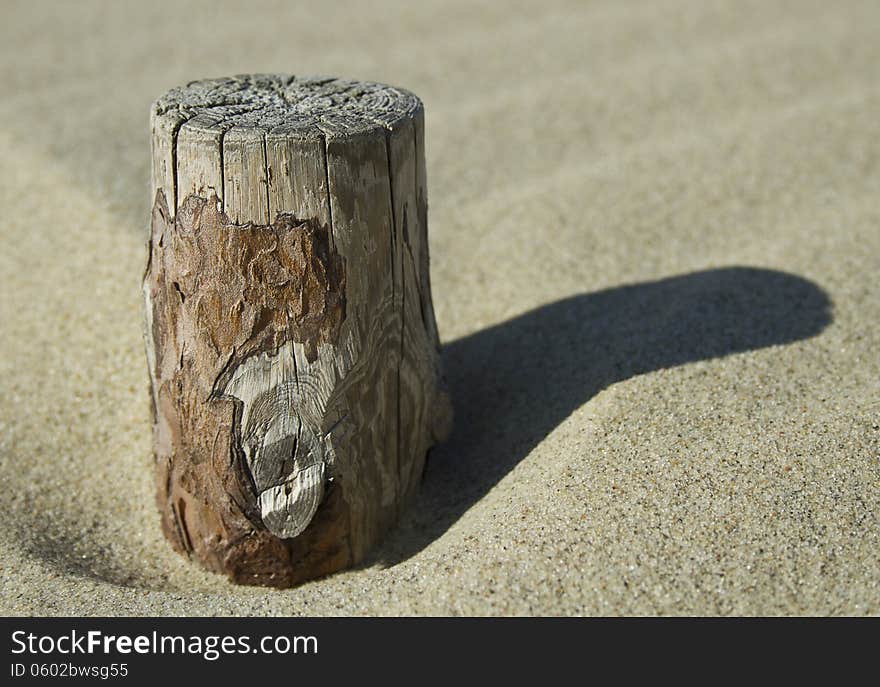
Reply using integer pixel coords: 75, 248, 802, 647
143, 75, 452, 587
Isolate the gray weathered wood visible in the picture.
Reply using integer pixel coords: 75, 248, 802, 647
143, 74, 451, 587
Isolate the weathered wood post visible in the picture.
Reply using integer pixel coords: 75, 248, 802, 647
143, 75, 451, 587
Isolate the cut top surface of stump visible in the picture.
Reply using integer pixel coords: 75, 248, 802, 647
154, 74, 421, 138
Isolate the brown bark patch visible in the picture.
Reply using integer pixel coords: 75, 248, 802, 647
145, 190, 349, 581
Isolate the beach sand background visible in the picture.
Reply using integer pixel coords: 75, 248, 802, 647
1, 0, 878, 615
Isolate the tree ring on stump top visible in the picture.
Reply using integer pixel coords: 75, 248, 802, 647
152, 74, 423, 140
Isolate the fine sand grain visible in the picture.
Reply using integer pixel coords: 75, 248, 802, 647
1, 0, 878, 615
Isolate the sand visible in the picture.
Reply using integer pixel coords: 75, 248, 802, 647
1, 0, 879, 616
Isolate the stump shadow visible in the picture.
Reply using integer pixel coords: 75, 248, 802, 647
376, 266, 832, 565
